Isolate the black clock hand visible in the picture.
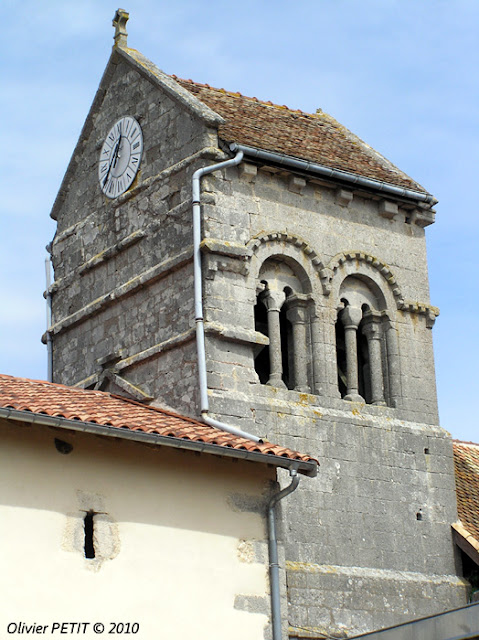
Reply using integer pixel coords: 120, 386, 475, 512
103, 136, 121, 187
112, 135, 122, 169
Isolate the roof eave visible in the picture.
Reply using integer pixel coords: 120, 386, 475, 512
230, 143, 437, 207
0, 407, 318, 478
452, 522, 479, 566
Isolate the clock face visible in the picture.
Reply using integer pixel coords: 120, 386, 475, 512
98, 116, 143, 198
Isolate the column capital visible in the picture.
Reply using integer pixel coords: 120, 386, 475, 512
361, 311, 383, 339
259, 289, 285, 313
340, 305, 362, 330
285, 294, 310, 324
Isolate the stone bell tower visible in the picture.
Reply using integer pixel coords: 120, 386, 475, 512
47, 11, 467, 639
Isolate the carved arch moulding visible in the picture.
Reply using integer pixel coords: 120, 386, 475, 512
327, 251, 439, 327
246, 231, 331, 295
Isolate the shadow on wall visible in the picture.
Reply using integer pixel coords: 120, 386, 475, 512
0, 418, 274, 540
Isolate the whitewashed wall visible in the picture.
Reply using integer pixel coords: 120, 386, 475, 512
0, 418, 275, 640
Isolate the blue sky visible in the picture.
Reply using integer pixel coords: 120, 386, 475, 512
1, 0, 478, 442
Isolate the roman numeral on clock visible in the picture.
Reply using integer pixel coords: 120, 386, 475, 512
99, 117, 142, 198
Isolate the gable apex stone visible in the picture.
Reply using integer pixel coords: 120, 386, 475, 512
112, 8, 129, 48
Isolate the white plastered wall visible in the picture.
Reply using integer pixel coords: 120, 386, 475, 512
0, 418, 274, 640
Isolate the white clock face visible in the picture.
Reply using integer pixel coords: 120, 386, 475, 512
98, 116, 143, 198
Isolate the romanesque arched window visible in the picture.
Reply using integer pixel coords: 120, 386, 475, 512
254, 257, 312, 392
335, 275, 389, 405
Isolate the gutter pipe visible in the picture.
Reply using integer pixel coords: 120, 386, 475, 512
0, 406, 317, 477
45, 256, 53, 383
192, 150, 264, 444
268, 467, 301, 640
230, 143, 437, 206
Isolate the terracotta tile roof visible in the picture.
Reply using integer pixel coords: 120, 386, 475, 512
0, 374, 317, 474
454, 441, 479, 542
172, 76, 425, 193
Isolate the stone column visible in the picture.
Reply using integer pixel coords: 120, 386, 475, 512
362, 312, 386, 406
286, 295, 310, 392
384, 317, 401, 408
311, 306, 341, 398
262, 290, 286, 389
340, 305, 364, 402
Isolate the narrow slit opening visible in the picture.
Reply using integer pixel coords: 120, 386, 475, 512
84, 511, 95, 559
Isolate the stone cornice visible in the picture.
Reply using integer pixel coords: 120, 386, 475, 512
45, 248, 193, 338
201, 238, 252, 259
49, 188, 193, 297
49, 230, 146, 297
78, 229, 146, 275
52, 147, 221, 255
116, 329, 196, 372
110, 146, 225, 209
72, 329, 196, 388
205, 322, 269, 347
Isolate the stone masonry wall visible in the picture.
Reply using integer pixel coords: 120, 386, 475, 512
49, 60, 467, 638
50, 58, 218, 414
199, 165, 467, 636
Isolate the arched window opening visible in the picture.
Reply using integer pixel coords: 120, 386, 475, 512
254, 258, 312, 392
336, 278, 388, 405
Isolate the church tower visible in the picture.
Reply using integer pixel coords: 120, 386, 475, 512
47, 11, 467, 638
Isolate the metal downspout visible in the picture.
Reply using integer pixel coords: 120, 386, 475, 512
45, 255, 53, 383
268, 467, 300, 640
192, 150, 263, 443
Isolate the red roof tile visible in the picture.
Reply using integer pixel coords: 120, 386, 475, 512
0, 374, 317, 473
453, 441, 479, 543
173, 76, 425, 193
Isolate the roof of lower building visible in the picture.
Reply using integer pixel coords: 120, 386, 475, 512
0, 374, 318, 476
172, 74, 426, 194
454, 440, 479, 543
